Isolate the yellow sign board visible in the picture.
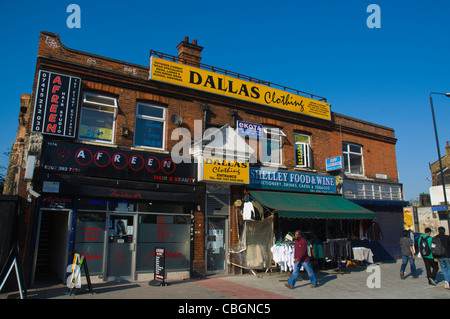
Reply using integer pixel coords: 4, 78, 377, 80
149, 57, 331, 121
200, 157, 249, 184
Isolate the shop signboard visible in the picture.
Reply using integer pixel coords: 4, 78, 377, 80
40, 195, 73, 209
236, 121, 262, 139
326, 156, 343, 171
149, 56, 331, 121
431, 206, 447, 211
32, 70, 81, 137
42, 141, 196, 185
198, 157, 249, 184
248, 167, 336, 194
154, 247, 166, 282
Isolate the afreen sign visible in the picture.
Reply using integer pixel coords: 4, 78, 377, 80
32, 70, 81, 137
42, 141, 196, 185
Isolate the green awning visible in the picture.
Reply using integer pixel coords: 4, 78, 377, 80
249, 191, 376, 219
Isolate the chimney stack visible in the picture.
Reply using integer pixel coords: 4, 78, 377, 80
177, 36, 203, 67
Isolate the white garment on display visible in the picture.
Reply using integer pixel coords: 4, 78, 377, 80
243, 202, 255, 220
271, 243, 296, 272
352, 247, 374, 263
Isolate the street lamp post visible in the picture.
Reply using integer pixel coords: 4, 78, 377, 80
429, 92, 450, 231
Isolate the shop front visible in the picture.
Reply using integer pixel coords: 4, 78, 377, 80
194, 124, 253, 275
342, 178, 408, 260
71, 199, 194, 282
229, 167, 377, 273
31, 140, 198, 284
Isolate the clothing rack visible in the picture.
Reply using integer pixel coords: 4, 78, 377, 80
323, 238, 353, 275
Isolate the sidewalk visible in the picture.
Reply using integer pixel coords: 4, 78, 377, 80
1, 260, 449, 300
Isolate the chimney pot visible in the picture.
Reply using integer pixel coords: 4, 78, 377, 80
177, 37, 204, 67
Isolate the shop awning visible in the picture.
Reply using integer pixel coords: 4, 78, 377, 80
249, 191, 376, 219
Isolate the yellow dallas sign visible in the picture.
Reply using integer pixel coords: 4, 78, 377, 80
199, 157, 249, 184
149, 57, 331, 121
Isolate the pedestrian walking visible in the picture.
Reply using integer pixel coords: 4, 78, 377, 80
419, 228, 439, 286
434, 227, 450, 289
284, 230, 317, 289
399, 230, 417, 279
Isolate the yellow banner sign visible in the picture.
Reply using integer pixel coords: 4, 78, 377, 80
200, 157, 249, 184
149, 57, 331, 121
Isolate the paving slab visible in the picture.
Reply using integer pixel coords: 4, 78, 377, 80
1, 260, 449, 300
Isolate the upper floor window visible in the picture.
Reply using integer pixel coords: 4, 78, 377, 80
261, 127, 285, 165
78, 93, 117, 143
294, 133, 311, 168
134, 103, 166, 150
342, 142, 363, 175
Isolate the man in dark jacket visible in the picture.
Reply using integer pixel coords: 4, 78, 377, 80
419, 228, 439, 286
435, 227, 450, 289
284, 230, 317, 289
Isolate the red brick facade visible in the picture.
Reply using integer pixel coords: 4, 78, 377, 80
5, 31, 402, 281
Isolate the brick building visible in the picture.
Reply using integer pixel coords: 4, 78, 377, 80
430, 141, 450, 187
4, 31, 406, 285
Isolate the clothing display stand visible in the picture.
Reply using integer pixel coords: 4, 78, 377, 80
323, 238, 353, 275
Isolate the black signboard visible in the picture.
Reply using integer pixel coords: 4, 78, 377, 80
42, 141, 197, 185
32, 70, 81, 137
40, 195, 74, 209
154, 247, 165, 281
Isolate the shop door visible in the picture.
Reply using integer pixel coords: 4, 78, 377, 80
32, 209, 72, 285
207, 217, 227, 274
105, 214, 136, 281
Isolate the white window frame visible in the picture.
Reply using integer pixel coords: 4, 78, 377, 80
78, 92, 117, 144
342, 142, 364, 176
261, 127, 285, 165
294, 133, 311, 168
133, 102, 166, 151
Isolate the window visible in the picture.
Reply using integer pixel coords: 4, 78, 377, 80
342, 142, 364, 175
73, 212, 106, 274
261, 127, 285, 165
134, 103, 166, 150
78, 93, 117, 143
294, 134, 311, 168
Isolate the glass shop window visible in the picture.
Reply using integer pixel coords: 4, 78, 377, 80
73, 212, 106, 275
136, 214, 191, 272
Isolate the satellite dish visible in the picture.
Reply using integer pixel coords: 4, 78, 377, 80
170, 114, 183, 126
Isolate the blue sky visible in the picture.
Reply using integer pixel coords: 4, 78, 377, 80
0, 0, 449, 201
